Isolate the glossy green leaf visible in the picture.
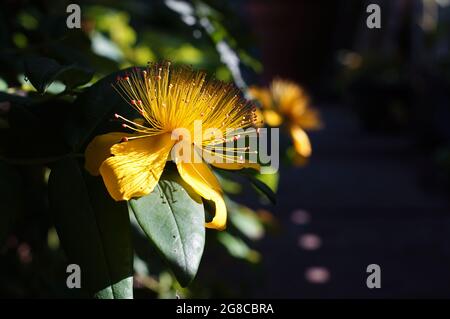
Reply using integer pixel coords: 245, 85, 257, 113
24, 56, 93, 93
129, 169, 205, 287
48, 158, 133, 298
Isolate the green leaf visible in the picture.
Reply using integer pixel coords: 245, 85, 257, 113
56, 65, 94, 90
0, 161, 23, 247
216, 232, 261, 264
215, 173, 242, 194
239, 170, 277, 204
256, 171, 279, 193
227, 199, 264, 240
66, 67, 136, 152
129, 169, 205, 287
48, 158, 133, 298
24, 56, 60, 93
24, 56, 93, 93
47, 29, 119, 75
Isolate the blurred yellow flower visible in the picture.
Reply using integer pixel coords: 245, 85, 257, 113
249, 79, 322, 158
85, 62, 259, 230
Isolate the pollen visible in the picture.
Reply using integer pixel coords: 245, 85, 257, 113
111, 61, 258, 162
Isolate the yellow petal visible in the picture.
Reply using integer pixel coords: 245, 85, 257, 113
205, 194, 226, 230
290, 125, 312, 158
248, 86, 272, 109
99, 133, 174, 201
272, 79, 307, 114
292, 152, 309, 167
263, 109, 283, 127
296, 108, 322, 130
175, 146, 227, 230
210, 161, 260, 172
85, 132, 132, 176
287, 97, 309, 119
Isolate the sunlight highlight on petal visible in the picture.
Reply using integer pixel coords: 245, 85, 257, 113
99, 133, 174, 201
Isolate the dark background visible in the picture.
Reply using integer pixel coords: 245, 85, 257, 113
211, 0, 450, 298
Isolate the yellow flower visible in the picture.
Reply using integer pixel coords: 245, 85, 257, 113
249, 79, 322, 158
85, 62, 260, 230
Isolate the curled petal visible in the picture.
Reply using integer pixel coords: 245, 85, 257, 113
290, 125, 312, 158
175, 145, 226, 230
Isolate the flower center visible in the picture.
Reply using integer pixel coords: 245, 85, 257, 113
112, 62, 262, 163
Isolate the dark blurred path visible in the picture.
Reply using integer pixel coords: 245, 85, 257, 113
256, 105, 450, 298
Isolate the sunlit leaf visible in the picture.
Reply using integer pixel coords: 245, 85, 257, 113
130, 168, 205, 287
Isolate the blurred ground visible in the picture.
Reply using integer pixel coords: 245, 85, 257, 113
255, 105, 450, 298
